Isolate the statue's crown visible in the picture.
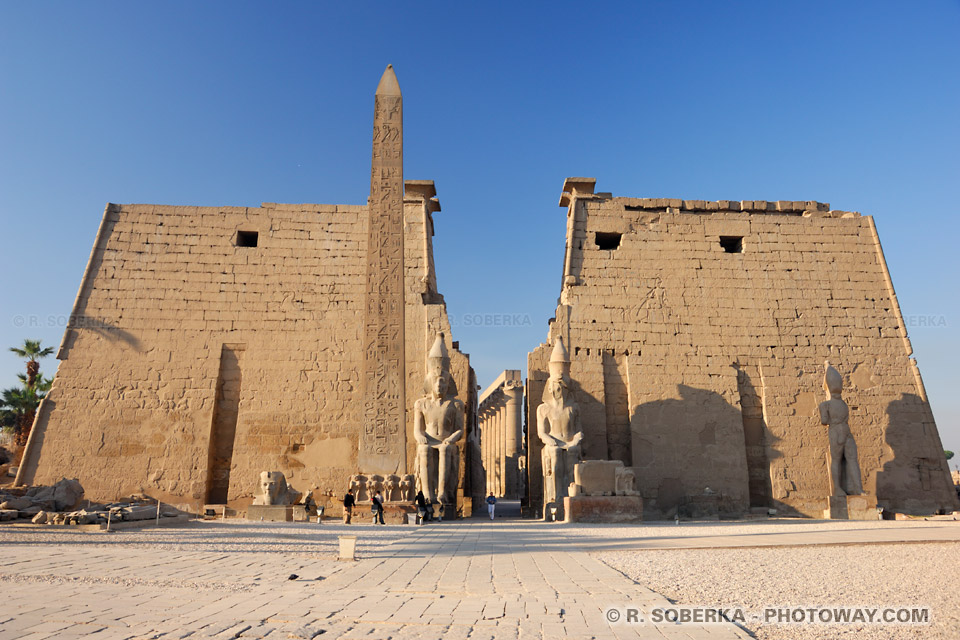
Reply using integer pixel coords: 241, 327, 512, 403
824, 361, 843, 394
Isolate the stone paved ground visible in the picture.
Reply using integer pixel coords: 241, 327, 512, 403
0, 516, 750, 640
2, 515, 957, 639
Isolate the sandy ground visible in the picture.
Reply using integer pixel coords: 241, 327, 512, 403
599, 541, 959, 640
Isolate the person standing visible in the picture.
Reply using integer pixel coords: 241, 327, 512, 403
372, 491, 385, 525
415, 490, 429, 525
486, 492, 497, 520
342, 488, 355, 524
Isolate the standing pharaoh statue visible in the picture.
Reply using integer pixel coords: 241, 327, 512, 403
413, 334, 464, 506
537, 337, 583, 518
819, 362, 863, 496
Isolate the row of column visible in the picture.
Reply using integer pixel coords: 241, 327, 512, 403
478, 379, 523, 498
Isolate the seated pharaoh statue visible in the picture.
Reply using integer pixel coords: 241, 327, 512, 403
819, 361, 864, 496
413, 333, 464, 506
537, 337, 583, 518
252, 471, 301, 506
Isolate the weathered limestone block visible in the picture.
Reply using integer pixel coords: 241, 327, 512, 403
573, 460, 621, 496
824, 494, 879, 520
23, 478, 84, 511
247, 505, 295, 522
18, 505, 43, 518
52, 478, 84, 511
117, 505, 159, 521
0, 509, 19, 521
0, 496, 32, 511
563, 495, 643, 523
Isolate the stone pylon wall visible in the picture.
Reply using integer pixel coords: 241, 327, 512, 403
18, 190, 476, 512
527, 178, 958, 518
478, 371, 524, 499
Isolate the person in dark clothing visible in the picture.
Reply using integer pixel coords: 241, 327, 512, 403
486, 492, 497, 520
342, 489, 355, 524
371, 491, 385, 525
415, 490, 428, 525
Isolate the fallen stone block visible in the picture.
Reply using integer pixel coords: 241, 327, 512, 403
0, 496, 33, 510
18, 505, 43, 518
53, 478, 84, 511
118, 505, 159, 521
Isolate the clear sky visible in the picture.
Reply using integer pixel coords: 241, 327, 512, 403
1, 2, 958, 462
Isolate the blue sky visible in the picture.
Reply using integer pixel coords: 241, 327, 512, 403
1, 2, 958, 460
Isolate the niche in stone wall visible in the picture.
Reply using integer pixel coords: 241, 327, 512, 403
595, 231, 622, 250
719, 236, 743, 253
235, 230, 259, 247
206, 344, 246, 504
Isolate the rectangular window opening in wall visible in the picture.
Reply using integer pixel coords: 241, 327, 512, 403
720, 236, 743, 253
595, 231, 622, 250
236, 231, 259, 247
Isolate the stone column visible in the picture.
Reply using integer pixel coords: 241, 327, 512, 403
501, 403, 508, 495
493, 402, 503, 496
503, 381, 523, 499
483, 407, 492, 494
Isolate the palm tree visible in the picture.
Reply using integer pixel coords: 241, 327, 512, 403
1, 375, 51, 447
5, 340, 54, 449
9, 339, 54, 388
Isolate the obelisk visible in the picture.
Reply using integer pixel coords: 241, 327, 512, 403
359, 65, 406, 474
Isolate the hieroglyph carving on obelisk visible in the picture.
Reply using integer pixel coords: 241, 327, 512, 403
359, 65, 406, 474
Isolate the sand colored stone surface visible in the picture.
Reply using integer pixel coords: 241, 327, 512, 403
600, 539, 960, 639
3, 517, 957, 639
527, 179, 957, 520
0, 517, 755, 640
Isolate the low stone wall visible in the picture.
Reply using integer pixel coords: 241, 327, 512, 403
563, 495, 643, 523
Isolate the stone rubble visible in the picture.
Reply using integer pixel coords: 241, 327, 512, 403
0, 478, 178, 525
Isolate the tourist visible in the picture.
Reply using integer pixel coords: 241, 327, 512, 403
486, 492, 497, 520
415, 490, 429, 525
371, 491, 385, 525
342, 488, 355, 524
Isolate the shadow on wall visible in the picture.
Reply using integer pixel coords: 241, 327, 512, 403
81, 319, 143, 352
734, 362, 781, 510
631, 384, 751, 519
877, 393, 960, 514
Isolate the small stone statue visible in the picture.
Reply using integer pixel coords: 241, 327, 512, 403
252, 471, 301, 506
413, 333, 464, 505
349, 474, 368, 502
384, 474, 400, 502
615, 467, 638, 496
368, 474, 385, 499
819, 362, 863, 496
399, 474, 415, 502
537, 337, 583, 518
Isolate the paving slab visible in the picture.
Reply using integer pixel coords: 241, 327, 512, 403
4, 518, 955, 638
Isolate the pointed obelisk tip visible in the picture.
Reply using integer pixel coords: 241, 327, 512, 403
376, 64, 401, 97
